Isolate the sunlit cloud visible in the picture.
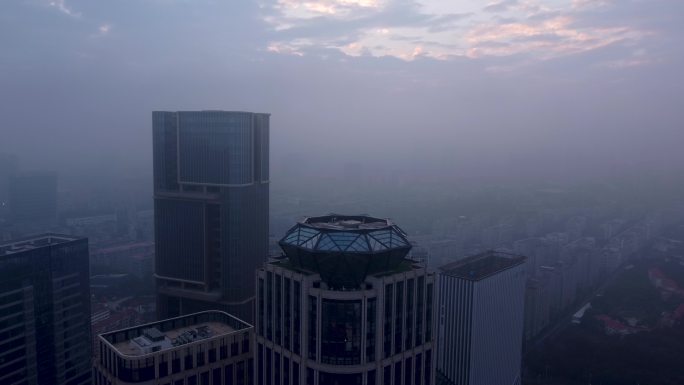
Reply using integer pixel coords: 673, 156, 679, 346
263, 0, 652, 65
49, 0, 81, 18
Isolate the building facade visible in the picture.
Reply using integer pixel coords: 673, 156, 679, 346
0, 234, 92, 385
153, 111, 270, 322
437, 251, 526, 385
94, 311, 254, 385
256, 215, 437, 385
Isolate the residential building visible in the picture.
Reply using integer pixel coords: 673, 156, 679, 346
153, 110, 270, 322
94, 311, 254, 385
0, 234, 91, 385
437, 251, 526, 385
256, 214, 437, 385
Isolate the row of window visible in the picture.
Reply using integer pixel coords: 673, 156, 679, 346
258, 273, 302, 355
255, 344, 432, 385
98, 332, 250, 383
95, 359, 253, 385
383, 277, 433, 359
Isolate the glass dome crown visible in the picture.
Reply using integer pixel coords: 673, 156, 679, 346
278, 214, 412, 289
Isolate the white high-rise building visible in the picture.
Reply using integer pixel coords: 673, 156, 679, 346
256, 214, 437, 385
436, 251, 526, 385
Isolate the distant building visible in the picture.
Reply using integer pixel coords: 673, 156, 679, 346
94, 310, 254, 385
153, 111, 270, 322
257, 214, 437, 385
8, 171, 57, 224
437, 251, 526, 385
0, 234, 91, 385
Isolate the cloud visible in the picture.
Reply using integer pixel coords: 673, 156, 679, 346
49, 0, 81, 18
258, 0, 654, 66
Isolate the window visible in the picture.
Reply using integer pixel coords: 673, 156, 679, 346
184, 351, 193, 370
212, 368, 221, 385
258, 277, 265, 337
395, 281, 404, 354
366, 298, 376, 362
383, 365, 391, 385
208, 348, 216, 363
384, 284, 393, 358
321, 299, 362, 365
308, 296, 317, 360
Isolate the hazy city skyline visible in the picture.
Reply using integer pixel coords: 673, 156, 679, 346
2, 0, 683, 184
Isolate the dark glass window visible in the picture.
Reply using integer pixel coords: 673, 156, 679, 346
258, 277, 265, 337
159, 357, 168, 378
406, 279, 414, 349
258, 344, 264, 385
426, 283, 433, 342
293, 281, 301, 355
237, 361, 245, 385
267, 272, 273, 341
425, 349, 432, 385
231, 341, 238, 356
266, 347, 272, 385
367, 369, 377, 385
416, 276, 425, 346
225, 364, 233, 385
319, 372, 363, 385
395, 281, 404, 354
283, 356, 290, 385
321, 299, 362, 365
308, 296, 317, 360
208, 348, 216, 363
307, 368, 315, 385
275, 274, 282, 346
395, 361, 402, 385
405, 357, 413, 385
274, 352, 281, 385
293, 361, 300, 385
383, 365, 392, 385
197, 350, 205, 367
384, 283, 393, 358
212, 368, 221, 385
284, 277, 291, 350
184, 351, 193, 370
367, 298, 376, 362
415, 353, 422, 385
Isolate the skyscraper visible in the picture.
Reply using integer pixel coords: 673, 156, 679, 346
153, 111, 269, 322
436, 251, 526, 385
0, 234, 92, 385
256, 214, 436, 385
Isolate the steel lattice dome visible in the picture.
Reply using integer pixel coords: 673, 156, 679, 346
278, 214, 412, 289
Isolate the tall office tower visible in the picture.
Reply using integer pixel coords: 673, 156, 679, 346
0, 234, 92, 385
436, 251, 526, 385
94, 310, 254, 385
256, 215, 437, 385
8, 171, 58, 224
153, 111, 270, 322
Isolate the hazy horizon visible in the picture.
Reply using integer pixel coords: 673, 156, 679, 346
2, 0, 683, 186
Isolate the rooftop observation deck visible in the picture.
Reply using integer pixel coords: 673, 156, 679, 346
440, 251, 526, 281
100, 311, 251, 357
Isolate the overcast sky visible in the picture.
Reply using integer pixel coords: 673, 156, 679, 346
1, 0, 682, 182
